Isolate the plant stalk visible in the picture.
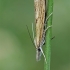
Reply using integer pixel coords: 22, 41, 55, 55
44, 0, 53, 70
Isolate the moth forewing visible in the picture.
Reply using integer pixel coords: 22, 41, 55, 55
34, 0, 46, 61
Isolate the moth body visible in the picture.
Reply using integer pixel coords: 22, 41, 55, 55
34, 0, 46, 61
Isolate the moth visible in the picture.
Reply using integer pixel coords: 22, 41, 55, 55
34, 0, 47, 62
27, 0, 52, 63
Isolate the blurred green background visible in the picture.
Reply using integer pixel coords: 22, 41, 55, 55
0, 0, 70, 70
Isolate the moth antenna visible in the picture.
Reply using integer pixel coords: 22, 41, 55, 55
26, 25, 35, 48
40, 47, 47, 64
32, 23, 35, 40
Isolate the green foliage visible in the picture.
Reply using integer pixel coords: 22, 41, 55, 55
0, 0, 70, 70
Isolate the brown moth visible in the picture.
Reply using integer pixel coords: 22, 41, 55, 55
34, 0, 47, 62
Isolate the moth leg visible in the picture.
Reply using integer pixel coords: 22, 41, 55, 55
42, 25, 52, 45
34, 37, 37, 47
42, 39, 45, 45
51, 36, 55, 40
32, 23, 37, 48
46, 12, 53, 22
41, 34, 46, 45
39, 47, 47, 64
44, 25, 52, 32
44, 12, 53, 27
44, 12, 53, 28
